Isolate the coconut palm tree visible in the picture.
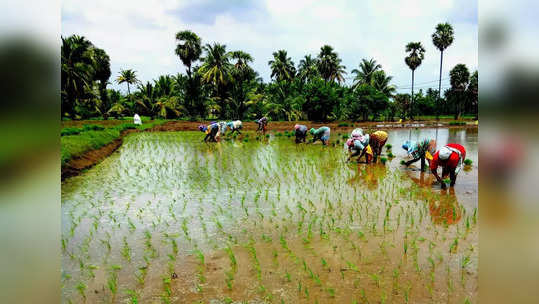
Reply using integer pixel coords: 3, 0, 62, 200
317, 45, 346, 83
268, 50, 296, 82
432, 23, 454, 119
351, 58, 382, 88
372, 70, 396, 97
175, 30, 202, 79
61, 35, 95, 115
116, 69, 139, 96
297, 55, 319, 83
404, 42, 426, 118
199, 43, 232, 90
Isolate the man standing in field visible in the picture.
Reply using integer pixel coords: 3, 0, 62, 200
430, 143, 466, 189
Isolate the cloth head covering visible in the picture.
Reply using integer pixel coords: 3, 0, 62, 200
309, 128, 316, 135
346, 138, 354, 147
351, 128, 364, 139
294, 124, 300, 130
439, 146, 452, 160
198, 125, 207, 132
402, 140, 411, 151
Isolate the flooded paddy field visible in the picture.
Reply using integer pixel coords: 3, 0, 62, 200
61, 127, 477, 303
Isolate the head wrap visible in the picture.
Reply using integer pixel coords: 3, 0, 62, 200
402, 140, 411, 151
439, 146, 452, 160
346, 138, 354, 147
294, 124, 300, 130
309, 128, 316, 135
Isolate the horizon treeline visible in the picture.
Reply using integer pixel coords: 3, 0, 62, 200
61, 25, 477, 122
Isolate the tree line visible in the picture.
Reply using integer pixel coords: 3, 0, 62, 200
61, 23, 477, 121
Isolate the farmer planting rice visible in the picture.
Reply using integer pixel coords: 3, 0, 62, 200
368, 130, 388, 163
309, 126, 331, 145
350, 128, 364, 140
199, 123, 220, 142
346, 137, 374, 163
294, 124, 308, 143
402, 139, 437, 171
217, 121, 228, 137
255, 117, 268, 134
430, 143, 466, 189
226, 120, 243, 135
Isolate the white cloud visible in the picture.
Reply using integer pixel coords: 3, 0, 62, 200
62, 0, 477, 93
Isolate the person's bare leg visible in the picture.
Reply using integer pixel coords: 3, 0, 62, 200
449, 169, 457, 187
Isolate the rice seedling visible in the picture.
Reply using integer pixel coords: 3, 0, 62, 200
76, 281, 86, 301
61, 130, 477, 303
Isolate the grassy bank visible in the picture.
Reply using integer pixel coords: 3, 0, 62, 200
61, 120, 165, 166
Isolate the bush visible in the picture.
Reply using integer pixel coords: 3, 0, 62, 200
400, 160, 406, 165
380, 157, 388, 164
385, 144, 392, 150
82, 124, 105, 131
61, 127, 82, 136
387, 152, 394, 158
464, 159, 473, 166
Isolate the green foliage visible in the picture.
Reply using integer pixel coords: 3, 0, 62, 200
464, 159, 473, 166
62, 32, 470, 122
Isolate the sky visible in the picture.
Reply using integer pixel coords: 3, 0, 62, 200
61, 0, 477, 94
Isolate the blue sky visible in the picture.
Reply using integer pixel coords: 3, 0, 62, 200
62, 0, 477, 94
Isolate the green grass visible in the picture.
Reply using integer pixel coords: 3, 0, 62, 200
61, 120, 165, 166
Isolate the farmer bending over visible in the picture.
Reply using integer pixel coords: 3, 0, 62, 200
430, 143, 466, 189
294, 124, 308, 143
368, 130, 388, 163
350, 128, 364, 140
309, 126, 331, 145
346, 137, 374, 163
255, 117, 268, 134
227, 120, 243, 135
402, 139, 437, 171
199, 123, 219, 142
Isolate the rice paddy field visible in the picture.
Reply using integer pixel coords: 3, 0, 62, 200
61, 127, 477, 303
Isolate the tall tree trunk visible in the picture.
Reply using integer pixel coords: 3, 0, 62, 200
410, 70, 415, 120
437, 50, 443, 120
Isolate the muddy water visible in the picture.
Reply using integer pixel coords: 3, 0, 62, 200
61, 128, 477, 303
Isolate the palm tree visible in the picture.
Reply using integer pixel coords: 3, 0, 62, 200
61, 35, 95, 115
372, 70, 396, 97
92, 47, 111, 118
351, 58, 382, 88
199, 43, 232, 90
404, 42, 426, 119
116, 69, 139, 96
268, 50, 296, 82
297, 55, 319, 83
432, 23, 454, 119
317, 45, 346, 83
230, 50, 253, 72
175, 30, 202, 79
